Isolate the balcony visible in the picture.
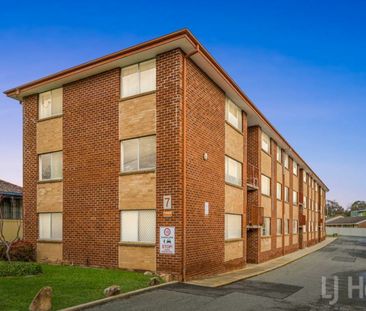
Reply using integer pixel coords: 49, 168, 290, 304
247, 163, 259, 191
247, 206, 264, 228
299, 214, 306, 226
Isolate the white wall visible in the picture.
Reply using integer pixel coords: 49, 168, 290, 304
326, 226, 366, 237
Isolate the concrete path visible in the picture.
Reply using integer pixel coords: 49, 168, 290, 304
188, 237, 336, 287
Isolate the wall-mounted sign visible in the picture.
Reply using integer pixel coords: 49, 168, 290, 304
160, 226, 175, 254
163, 195, 172, 209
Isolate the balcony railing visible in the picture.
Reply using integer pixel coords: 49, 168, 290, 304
247, 163, 259, 190
247, 206, 264, 227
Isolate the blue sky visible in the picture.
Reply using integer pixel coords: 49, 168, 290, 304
0, 0, 365, 208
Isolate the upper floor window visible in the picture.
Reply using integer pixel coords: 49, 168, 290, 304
303, 172, 307, 183
225, 98, 242, 131
276, 182, 282, 200
225, 214, 242, 240
261, 175, 271, 196
225, 156, 242, 186
121, 59, 156, 98
121, 136, 156, 172
39, 88, 62, 120
293, 161, 298, 176
284, 186, 289, 202
285, 219, 289, 234
276, 146, 282, 163
303, 196, 307, 208
276, 218, 282, 235
261, 132, 270, 153
39, 151, 63, 181
283, 153, 289, 169
293, 191, 298, 206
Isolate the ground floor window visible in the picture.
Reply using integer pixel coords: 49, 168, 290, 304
39, 213, 62, 241
121, 210, 156, 243
225, 214, 242, 240
262, 217, 271, 236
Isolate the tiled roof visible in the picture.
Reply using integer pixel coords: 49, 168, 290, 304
0, 179, 22, 195
326, 216, 366, 225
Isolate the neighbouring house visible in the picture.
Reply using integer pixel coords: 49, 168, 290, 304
0, 179, 23, 241
326, 216, 366, 228
4, 29, 328, 281
350, 209, 366, 217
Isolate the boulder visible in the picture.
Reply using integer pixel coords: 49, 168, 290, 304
149, 277, 161, 286
29, 287, 52, 311
104, 285, 121, 297
144, 271, 153, 276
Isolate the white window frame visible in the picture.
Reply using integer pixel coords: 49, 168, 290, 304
225, 156, 242, 186
283, 153, 289, 169
276, 146, 282, 163
225, 98, 242, 131
225, 214, 242, 240
276, 182, 282, 200
261, 132, 270, 153
39, 213, 63, 241
121, 210, 156, 243
38, 88, 63, 120
261, 175, 271, 196
293, 191, 298, 206
39, 151, 63, 181
262, 217, 271, 236
121, 136, 156, 172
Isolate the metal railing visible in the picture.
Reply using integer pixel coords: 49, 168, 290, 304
247, 163, 259, 190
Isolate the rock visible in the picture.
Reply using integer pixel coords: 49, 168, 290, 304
104, 285, 121, 297
159, 273, 173, 282
149, 277, 161, 286
29, 286, 52, 311
144, 271, 153, 276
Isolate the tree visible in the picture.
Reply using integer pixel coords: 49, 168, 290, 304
326, 200, 344, 217
350, 201, 366, 211
0, 195, 22, 262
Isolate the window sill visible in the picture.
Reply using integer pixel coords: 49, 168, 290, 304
225, 181, 243, 190
120, 90, 156, 102
120, 169, 155, 176
37, 239, 62, 244
261, 149, 272, 157
38, 114, 63, 122
37, 179, 63, 184
119, 242, 155, 247
225, 238, 243, 243
225, 121, 243, 135
261, 235, 271, 239
261, 194, 271, 199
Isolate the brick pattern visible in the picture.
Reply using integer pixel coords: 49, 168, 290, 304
37, 182, 63, 212
155, 49, 184, 278
23, 94, 39, 246
36, 117, 63, 153
63, 68, 120, 267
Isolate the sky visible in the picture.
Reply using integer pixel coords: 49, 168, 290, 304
0, 0, 365, 208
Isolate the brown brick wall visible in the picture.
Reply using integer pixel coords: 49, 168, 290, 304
155, 49, 184, 278
185, 59, 228, 278
63, 68, 120, 267
23, 94, 38, 246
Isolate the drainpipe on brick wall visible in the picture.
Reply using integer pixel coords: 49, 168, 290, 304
182, 46, 199, 281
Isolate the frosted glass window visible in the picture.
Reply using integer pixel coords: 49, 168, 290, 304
39, 213, 62, 241
262, 217, 271, 236
285, 187, 289, 202
285, 219, 289, 234
39, 88, 62, 119
261, 175, 271, 196
277, 219, 282, 235
39, 151, 63, 181
276, 182, 282, 200
261, 132, 270, 153
293, 220, 298, 234
284, 153, 289, 169
225, 156, 242, 186
225, 98, 242, 131
121, 210, 156, 243
140, 60, 156, 93
225, 214, 242, 240
293, 161, 298, 176
276, 146, 282, 162
293, 191, 298, 206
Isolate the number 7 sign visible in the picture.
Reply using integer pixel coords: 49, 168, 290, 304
163, 195, 172, 209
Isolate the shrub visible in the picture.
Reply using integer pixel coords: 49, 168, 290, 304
0, 240, 36, 262
0, 261, 42, 277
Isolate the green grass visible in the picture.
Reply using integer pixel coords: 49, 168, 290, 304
0, 263, 154, 311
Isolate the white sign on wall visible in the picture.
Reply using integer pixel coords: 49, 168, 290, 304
163, 195, 172, 209
160, 227, 175, 254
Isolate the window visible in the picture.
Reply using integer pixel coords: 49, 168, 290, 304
303, 196, 307, 208
121, 136, 156, 172
315, 202, 318, 211
225, 214, 242, 240
303, 225, 307, 233
276, 219, 282, 235
315, 223, 318, 232
225, 156, 242, 186
285, 219, 289, 234
293, 220, 298, 234
293, 161, 298, 176
293, 191, 298, 206
121, 210, 156, 243
276, 182, 282, 200
283, 153, 289, 169
284, 187, 289, 202
261, 132, 270, 153
39, 213, 62, 241
39, 88, 62, 119
262, 217, 271, 236
276, 146, 282, 163
121, 59, 156, 98
225, 98, 242, 131
261, 175, 271, 196
315, 183, 318, 192
39, 151, 63, 181
303, 172, 307, 183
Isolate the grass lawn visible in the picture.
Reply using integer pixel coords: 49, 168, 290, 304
0, 263, 154, 311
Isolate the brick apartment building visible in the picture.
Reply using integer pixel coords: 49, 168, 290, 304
4, 29, 328, 281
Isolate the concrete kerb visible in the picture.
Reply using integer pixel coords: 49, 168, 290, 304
59, 281, 178, 311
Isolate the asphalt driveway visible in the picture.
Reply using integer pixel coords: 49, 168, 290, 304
87, 236, 366, 310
